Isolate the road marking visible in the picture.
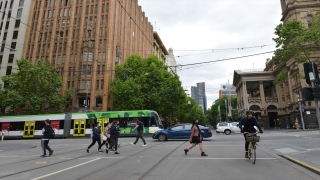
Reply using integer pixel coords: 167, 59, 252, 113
204, 145, 242, 146
31, 158, 100, 180
275, 148, 299, 154
186, 158, 277, 160
79, 157, 123, 159
35, 162, 47, 164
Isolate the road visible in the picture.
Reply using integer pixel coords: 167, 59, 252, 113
0, 130, 319, 180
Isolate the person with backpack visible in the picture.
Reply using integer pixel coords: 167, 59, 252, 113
40, 119, 54, 157
86, 122, 103, 153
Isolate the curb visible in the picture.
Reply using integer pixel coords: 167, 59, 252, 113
280, 154, 320, 175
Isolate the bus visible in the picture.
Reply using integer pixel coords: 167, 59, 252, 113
0, 110, 163, 139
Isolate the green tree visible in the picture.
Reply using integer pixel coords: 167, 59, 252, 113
176, 97, 206, 125
207, 96, 238, 126
1, 58, 73, 114
272, 13, 320, 84
110, 54, 187, 119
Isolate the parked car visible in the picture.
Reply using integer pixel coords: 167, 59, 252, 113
215, 122, 241, 135
216, 122, 258, 135
152, 123, 212, 141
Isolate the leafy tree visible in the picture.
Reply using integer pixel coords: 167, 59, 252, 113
1, 58, 73, 114
207, 96, 238, 126
272, 13, 320, 84
176, 97, 206, 125
110, 54, 188, 119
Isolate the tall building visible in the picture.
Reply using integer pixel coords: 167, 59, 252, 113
0, 0, 32, 86
190, 82, 207, 114
197, 82, 207, 114
165, 48, 177, 74
22, 0, 155, 111
219, 84, 236, 98
153, 31, 168, 63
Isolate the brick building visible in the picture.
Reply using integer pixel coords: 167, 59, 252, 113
22, 0, 155, 111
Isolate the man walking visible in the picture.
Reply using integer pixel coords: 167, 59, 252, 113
40, 119, 54, 157
131, 118, 147, 146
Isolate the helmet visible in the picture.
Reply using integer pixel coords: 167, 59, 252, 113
246, 110, 253, 115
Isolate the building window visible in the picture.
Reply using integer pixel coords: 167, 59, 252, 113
101, 80, 104, 89
19, 0, 24, 6
0, 55, 2, 64
15, 19, 20, 28
5, 21, 9, 29
3, 32, 7, 40
12, 31, 18, 39
96, 80, 99, 90
6, 66, 12, 75
307, 15, 313, 28
10, 0, 14, 8
17, 9, 23, 17
8, 11, 11, 18
8, 54, 14, 63
11, 42, 16, 50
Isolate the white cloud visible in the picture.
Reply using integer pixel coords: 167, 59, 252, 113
138, 0, 282, 108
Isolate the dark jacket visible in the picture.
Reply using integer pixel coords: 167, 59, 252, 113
239, 116, 263, 133
92, 126, 101, 139
42, 125, 51, 139
110, 125, 118, 138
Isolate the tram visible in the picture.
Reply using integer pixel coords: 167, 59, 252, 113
0, 110, 163, 139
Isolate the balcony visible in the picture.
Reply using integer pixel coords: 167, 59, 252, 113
248, 97, 261, 103
265, 96, 278, 102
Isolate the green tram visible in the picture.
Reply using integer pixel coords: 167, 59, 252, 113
0, 110, 163, 139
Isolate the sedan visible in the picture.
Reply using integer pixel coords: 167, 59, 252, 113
152, 123, 212, 141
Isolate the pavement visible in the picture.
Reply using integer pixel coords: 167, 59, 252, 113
265, 128, 320, 175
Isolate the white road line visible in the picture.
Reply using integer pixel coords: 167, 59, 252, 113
186, 158, 277, 160
204, 145, 242, 146
79, 157, 123, 159
30, 158, 100, 180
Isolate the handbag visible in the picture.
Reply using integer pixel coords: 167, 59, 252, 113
101, 134, 107, 141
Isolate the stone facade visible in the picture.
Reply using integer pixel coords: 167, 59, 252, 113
22, 0, 156, 112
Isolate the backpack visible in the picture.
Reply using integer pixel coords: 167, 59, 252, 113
49, 126, 55, 138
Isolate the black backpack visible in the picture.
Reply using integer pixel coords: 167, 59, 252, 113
49, 126, 55, 138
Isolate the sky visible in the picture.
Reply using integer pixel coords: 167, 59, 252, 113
138, 0, 282, 108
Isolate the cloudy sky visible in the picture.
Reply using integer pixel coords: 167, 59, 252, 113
138, 0, 282, 107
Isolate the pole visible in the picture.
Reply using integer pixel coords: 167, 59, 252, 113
310, 62, 320, 132
225, 99, 228, 121
297, 98, 305, 130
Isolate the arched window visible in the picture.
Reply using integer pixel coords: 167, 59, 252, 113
307, 14, 313, 28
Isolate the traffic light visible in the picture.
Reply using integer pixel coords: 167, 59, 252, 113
304, 62, 319, 84
302, 87, 314, 101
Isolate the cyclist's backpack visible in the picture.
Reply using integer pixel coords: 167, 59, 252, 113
49, 126, 55, 138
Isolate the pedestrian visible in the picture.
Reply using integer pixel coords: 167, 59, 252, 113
131, 118, 147, 146
40, 119, 54, 157
101, 123, 110, 154
109, 121, 120, 154
86, 122, 103, 153
1, 130, 4, 142
184, 119, 208, 156
295, 118, 299, 131
116, 120, 121, 148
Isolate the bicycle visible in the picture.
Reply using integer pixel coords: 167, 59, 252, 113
244, 132, 260, 164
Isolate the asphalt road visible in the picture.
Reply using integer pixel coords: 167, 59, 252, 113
0, 130, 319, 180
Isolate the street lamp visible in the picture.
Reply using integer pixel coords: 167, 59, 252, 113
297, 94, 305, 130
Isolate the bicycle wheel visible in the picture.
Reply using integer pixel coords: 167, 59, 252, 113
251, 143, 256, 164
248, 142, 252, 159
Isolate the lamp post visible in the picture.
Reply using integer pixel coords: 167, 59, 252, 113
297, 94, 305, 130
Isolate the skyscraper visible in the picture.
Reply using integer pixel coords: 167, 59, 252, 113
190, 82, 207, 114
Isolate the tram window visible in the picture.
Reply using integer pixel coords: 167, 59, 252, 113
71, 120, 74, 129
9, 122, 24, 131
35, 121, 45, 130
60, 120, 64, 129
0, 122, 2, 130
150, 117, 157, 127
141, 117, 149, 127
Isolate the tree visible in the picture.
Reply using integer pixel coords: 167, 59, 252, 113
206, 96, 238, 126
110, 54, 188, 119
176, 97, 206, 125
1, 58, 73, 114
272, 13, 320, 84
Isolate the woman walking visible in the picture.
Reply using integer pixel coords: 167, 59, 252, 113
101, 123, 111, 154
184, 120, 208, 156
86, 122, 103, 153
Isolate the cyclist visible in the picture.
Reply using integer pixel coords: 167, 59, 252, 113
239, 110, 263, 158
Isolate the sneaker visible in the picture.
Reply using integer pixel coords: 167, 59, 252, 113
184, 149, 188, 155
118, 143, 121, 148
49, 150, 53, 156
40, 155, 46, 157
131, 143, 135, 146
114, 152, 120, 154
142, 144, 147, 147
106, 149, 109, 154
86, 148, 89, 153
98, 150, 103, 153
201, 152, 208, 156
245, 152, 249, 158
